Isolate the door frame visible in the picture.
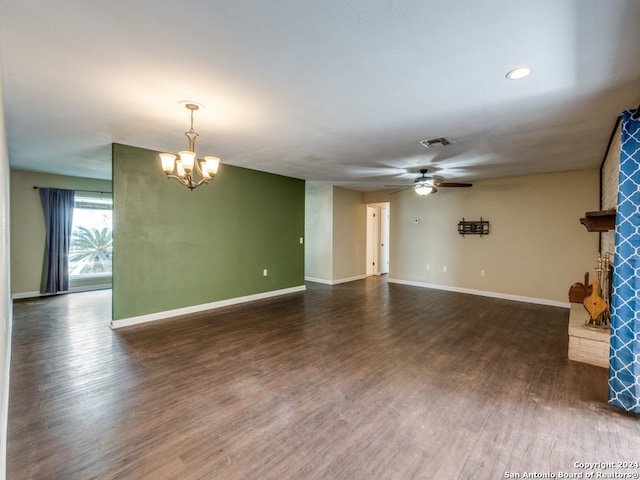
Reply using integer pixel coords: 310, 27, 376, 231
366, 202, 390, 276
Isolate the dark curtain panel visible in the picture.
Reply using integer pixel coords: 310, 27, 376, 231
39, 188, 75, 294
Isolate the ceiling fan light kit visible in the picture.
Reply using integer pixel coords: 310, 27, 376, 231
160, 102, 221, 191
415, 184, 436, 196
385, 168, 471, 196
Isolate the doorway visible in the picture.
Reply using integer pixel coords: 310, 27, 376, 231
366, 202, 390, 276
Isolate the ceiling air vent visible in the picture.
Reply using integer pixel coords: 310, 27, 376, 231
420, 137, 450, 148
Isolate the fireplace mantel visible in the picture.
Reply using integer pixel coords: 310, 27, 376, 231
580, 209, 616, 232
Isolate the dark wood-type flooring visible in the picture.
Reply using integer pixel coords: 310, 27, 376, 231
8, 278, 640, 479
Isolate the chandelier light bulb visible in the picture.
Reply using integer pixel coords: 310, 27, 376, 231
178, 151, 196, 172
160, 153, 176, 173
200, 161, 211, 179
176, 161, 186, 179
204, 157, 220, 175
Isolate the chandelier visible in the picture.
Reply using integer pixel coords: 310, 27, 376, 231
159, 102, 221, 190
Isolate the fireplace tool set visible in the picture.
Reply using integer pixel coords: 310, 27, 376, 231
569, 253, 612, 329
583, 253, 612, 328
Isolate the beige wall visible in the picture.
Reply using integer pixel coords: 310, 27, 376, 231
304, 185, 367, 283
365, 169, 600, 305
332, 187, 366, 281
305, 185, 333, 281
10, 170, 112, 296
1, 70, 11, 480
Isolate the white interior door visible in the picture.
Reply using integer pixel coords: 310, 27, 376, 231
380, 204, 390, 274
366, 206, 380, 275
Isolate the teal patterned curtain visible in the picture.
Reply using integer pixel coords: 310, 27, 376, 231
608, 108, 640, 413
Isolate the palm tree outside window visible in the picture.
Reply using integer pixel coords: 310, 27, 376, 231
69, 192, 112, 278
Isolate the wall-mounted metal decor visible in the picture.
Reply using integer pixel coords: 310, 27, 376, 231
458, 218, 490, 237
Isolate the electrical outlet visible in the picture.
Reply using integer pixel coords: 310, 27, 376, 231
480, 270, 485, 277
263, 269, 268, 276
443, 266, 447, 272
299, 237, 304, 244
426, 264, 430, 271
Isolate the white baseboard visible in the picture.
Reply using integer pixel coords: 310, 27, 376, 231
332, 275, 367, 285
11, 291, 41, 300
387, 278, 570, 309
69, 284, 111, 293
305, 275, 367, 285
110, 285, 307, 329
12, 284, 111, 300
1, 300, 12, 480
304, 277, 332, 285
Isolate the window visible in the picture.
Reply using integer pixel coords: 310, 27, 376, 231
69, 192, 113, 278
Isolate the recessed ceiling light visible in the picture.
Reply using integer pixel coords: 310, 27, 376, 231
505, 66, 532, 80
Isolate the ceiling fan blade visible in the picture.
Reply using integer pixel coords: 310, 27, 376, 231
384, 184, 414, 188
435, 182, 472, 188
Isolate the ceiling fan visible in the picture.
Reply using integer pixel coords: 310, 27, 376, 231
384, 168, 472, 195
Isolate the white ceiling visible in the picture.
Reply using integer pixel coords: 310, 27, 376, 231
1, 0, 639, 190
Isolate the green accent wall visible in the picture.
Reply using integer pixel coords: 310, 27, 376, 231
112, 143, 305, 320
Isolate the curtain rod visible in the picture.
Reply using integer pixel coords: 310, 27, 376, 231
32, 186, 112, 195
